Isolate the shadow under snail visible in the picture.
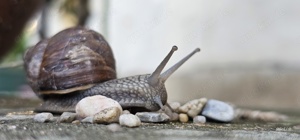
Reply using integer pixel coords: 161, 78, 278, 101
24, 27, 200, 113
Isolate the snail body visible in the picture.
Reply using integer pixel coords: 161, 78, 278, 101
24, 27, 200, 113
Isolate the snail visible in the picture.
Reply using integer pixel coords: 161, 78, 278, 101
24, 27, 200, 113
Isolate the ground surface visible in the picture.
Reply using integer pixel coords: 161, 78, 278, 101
0, 98, 300, 140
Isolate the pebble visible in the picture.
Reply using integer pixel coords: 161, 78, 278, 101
34, 112, 54, 123
235, 109, 288, 122
169, 102, 181, 112
59, 112, 77, 123
71, 120, 80, 124
75, 95, 122, 118
93, 107, 121, 124
179, 113, 189, 123
170, 113, 179, 122
178, 98, 207, 118
122, 110, 131, 114
7, 125, 17, 130
81, 116, 94, 123
107, 123, 122, 132
119, 114, 141, 127
158, 105, 179, 121
193, 115, 206, 123
201, 99, 234, 122
136, 112, 170, 123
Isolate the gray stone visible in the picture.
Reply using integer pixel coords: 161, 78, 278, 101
158, 105, 178, 121
193, 115, 206, 123
136, 112, 170, 123
34, 113, 54, 123
81, 116, 94, 123
119, 114, 141, 127
201, 99, 235, 122
59, 112, 77, 123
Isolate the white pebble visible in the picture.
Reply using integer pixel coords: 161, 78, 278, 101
193, 115, 206, 123
34, 112, 54, 123
119, 114, 141, 127
75, 95, 122, 118
93, 107, 122, 124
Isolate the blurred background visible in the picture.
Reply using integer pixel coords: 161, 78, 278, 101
1, 0, 299, 111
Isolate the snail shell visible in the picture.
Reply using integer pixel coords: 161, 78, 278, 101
24, 27, 116, 96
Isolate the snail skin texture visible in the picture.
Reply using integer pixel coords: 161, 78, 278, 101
24, 27, 200, 113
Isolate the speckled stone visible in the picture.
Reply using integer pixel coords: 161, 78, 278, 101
59, 112, 77, 123
136, 112, 170, 123
201, 99, 234, 122
119, 114, 141, 127
178, 98, 207, 118
93, 107, 121, 124
169, 102, 181, 112
34, 112, 54, 123
193, 115, 206, 123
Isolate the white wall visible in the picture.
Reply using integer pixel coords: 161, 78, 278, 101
106, 0, 300, 77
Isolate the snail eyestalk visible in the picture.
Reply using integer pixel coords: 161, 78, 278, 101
148, 46, 178, 86
160, 48, 200, 82
154, 96, 164, 109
